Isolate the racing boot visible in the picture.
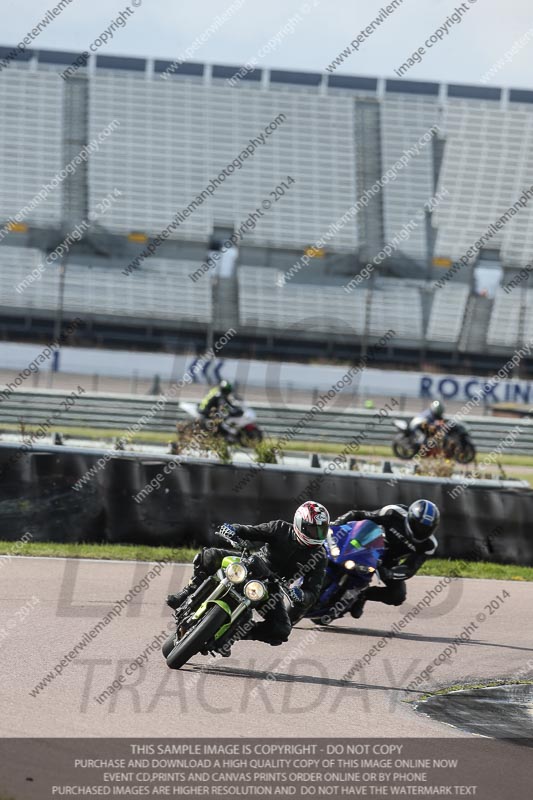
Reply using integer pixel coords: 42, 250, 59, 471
166, 554, 207, 610
350, 593, 367, 619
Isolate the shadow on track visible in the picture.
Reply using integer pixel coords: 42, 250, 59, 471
179, 661, 423, 694
313, 624, 533, 654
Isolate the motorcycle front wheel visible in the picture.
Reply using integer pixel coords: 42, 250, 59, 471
392, 434, 418, 459
166, 605, 229, 670
162, 631, 177, 659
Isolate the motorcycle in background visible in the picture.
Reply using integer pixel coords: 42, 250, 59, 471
392, 418, 476, 464
178, 400, 264, 446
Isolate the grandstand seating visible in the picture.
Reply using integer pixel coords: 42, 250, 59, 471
380, 96, 437, 264
0, 70, 63, 228
0, 248, 211, 323
238, 268, 423, 341
426, 284, 470, 344
521, 291, 533, 345
3, 52, 533, 357
486, 288, 522, 348
367, 278, 423, 339
88, 73, 357, 252
0, 244, 529, 353
238, 266, 366, 334
435, 98, 533, 268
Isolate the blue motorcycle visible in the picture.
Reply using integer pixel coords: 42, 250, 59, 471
298, 520, 385, 625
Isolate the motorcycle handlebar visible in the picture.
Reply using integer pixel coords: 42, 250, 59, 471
213, 532, 295, 604
215, 526, 246, 550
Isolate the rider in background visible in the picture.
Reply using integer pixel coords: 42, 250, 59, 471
167, 501, 330, 655
197, 379, 242, 432
332, 500, 440, 618
409, 400, 445, 445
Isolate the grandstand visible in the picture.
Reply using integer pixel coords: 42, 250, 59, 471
1, 47, 533, 371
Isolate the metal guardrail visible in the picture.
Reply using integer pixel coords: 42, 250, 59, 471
1, 389, 532, 455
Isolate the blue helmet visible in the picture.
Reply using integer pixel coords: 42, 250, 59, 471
407, 499, 440, 541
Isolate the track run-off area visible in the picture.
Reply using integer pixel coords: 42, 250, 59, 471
1, 556, 531, 738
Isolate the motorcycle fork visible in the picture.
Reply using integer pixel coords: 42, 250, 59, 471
213, 599, 252, 641
185, 577, 218, 612
192, 578, 232, 619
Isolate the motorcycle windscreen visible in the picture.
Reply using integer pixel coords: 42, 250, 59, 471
329, 520, 385, 570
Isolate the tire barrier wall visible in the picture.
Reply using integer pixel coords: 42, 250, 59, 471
1, 443, 532, 565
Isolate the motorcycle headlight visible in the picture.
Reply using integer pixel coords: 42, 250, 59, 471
327, 530, 340, 557
225, 563, 247, 584
244, 580, 266, 601
344, 560, 356, 570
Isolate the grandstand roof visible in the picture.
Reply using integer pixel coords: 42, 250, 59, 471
0, 45, 527, 101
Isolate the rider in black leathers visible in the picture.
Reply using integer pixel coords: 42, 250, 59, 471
167, 501, 329, 652
333, 500, 440, 617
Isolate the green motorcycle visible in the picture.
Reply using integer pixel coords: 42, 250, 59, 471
162, 526, 296, 670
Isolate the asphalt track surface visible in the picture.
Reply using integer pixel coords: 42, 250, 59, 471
1, 557, 532, 738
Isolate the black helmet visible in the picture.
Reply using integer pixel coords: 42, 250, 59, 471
406, 499, 440, 541
219, 380, 233, 396
430, 400, 444, 419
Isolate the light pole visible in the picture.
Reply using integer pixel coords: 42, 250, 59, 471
52, 258, 67, 372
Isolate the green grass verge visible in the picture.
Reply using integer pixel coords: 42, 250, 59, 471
0, 422, 171, 445
285, 441, 533, 468
3, 422, 533, 468
282, 440, 392, 458
0, 540, 197, 562
3, 542, 533, 580
413, 679, 533, 703
419, 558, 533, 581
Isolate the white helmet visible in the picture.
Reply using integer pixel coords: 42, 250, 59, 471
293, 500, 330, 547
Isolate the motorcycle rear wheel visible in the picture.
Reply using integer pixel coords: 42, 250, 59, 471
166, 605, 229, 670
455, 441, 476, 464
310, 615, 332, 626
238, 428, 263, 446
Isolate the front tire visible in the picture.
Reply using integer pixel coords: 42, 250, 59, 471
162, 631, 177, 658
392, 434, 418, 460
166, 605, 229, 670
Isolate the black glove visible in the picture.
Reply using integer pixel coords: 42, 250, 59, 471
380, 565, 408, 581
289, 586, 305, 605
378, 565, 393, 581
216, 523, 241, 549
